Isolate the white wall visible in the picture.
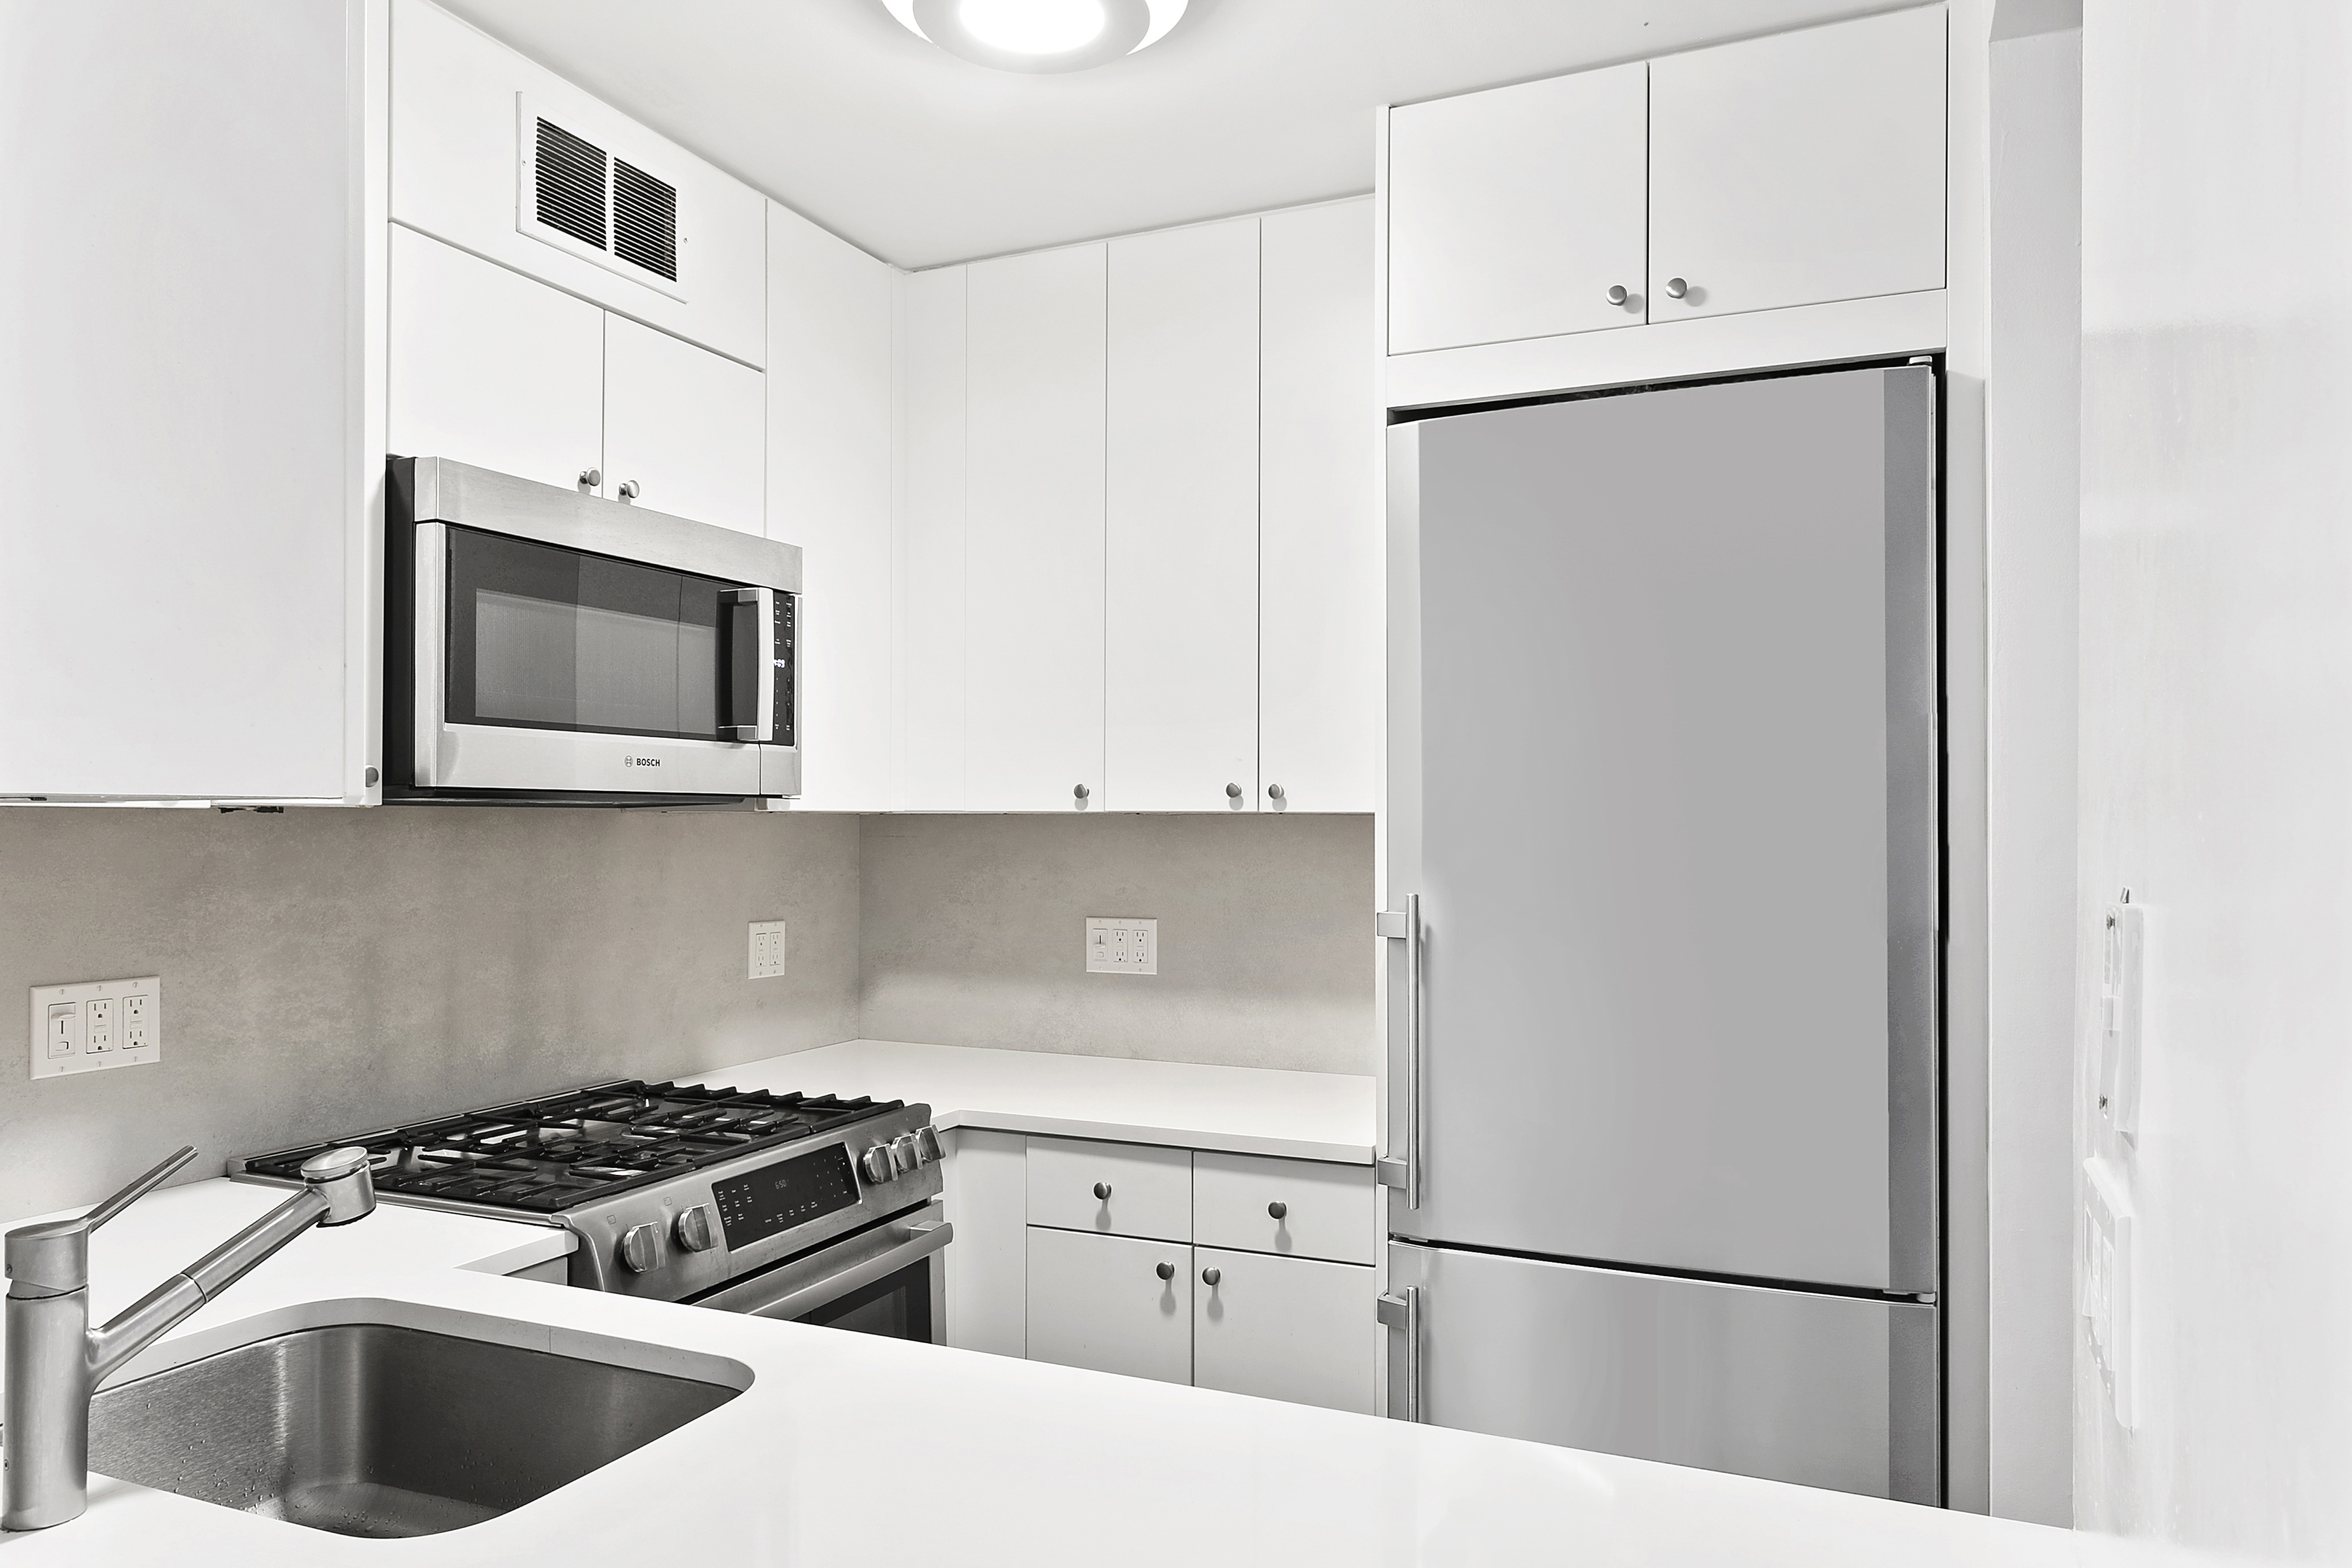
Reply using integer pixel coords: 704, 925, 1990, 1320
2076, 2, 2352, 1557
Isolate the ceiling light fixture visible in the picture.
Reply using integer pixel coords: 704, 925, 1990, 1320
883, 0, 1189, 75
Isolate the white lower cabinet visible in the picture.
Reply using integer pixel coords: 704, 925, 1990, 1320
1193, 1247, 1377, 1414
1025, 1227, 1194, 1386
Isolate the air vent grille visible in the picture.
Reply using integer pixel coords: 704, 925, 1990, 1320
533, 118, 608, 251
611, 159, 679, 282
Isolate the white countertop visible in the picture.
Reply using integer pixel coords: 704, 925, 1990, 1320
0, 1173, 2201, 1567
688, 1038, 1378, 1162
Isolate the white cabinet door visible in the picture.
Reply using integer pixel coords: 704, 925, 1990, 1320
1026, 1228, 1193, 1385
1105, 220, 1260, 814
1649, 7, 1946, 321
768, 201, 893, 808
1387, 62, 1649, 354
603, 314, 765, 535
963, 245, 1108, 812
1193, 1248, 1376, 1414
896, 266, 970, 811
1260, 199, 1379, 814
388, 226, 604, 493
939, 1129, 1028, 1357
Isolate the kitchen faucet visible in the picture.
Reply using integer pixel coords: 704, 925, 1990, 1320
1, 1142, 376, 1531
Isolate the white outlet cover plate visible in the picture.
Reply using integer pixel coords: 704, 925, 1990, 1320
1086, 917, 1157, 975
749, 920, 787, 980
30, 976, 162, 1079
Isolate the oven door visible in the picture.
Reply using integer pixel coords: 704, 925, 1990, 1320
688, 1209, 952, 1345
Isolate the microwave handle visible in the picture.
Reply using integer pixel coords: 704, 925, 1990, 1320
722, 587, 774, 744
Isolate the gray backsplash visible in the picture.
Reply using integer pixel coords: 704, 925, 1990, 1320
1, 807, 1372, 1218
859, 814, 1376, 1076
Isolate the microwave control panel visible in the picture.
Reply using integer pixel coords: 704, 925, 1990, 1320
775, 590, 797, 748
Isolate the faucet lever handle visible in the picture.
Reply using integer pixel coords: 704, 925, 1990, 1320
82, 1146, 197, 1233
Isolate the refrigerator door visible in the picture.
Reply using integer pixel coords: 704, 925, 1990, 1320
1384, 1241, 1940, 1504
1383, 364, 1938, 1292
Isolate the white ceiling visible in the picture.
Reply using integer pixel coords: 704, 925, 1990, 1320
436, 0, 1906, 270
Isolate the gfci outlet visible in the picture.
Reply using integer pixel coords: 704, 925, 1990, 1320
30, 976, 162, 1080
749, 921, 787, 980
1086, 917, 1158, 975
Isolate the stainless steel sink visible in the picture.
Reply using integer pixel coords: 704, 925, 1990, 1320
88, 1322, 740, 1538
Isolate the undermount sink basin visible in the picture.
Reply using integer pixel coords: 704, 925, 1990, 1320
88, 1321, 741, 1538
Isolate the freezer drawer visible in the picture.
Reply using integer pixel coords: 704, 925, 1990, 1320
1384, 1243, 1938, 1504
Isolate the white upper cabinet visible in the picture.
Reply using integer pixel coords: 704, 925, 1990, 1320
1105, 219, 1262, 814
768, 201, 896, 810
390, 0, 765, 366
389, 226, 605, 494
1649, 7, 1947, 321
896, 266, 972, 811
603, 313, 765, 534
1387, 62, 1649, 353
1260, 200, 1378, 814
963, 245, 1108, 813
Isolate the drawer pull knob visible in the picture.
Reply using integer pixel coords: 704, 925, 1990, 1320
1093, 1182, 1112, 1200
1156, 1261, 1175, 1281
1202, 1266, 1221, 1286
1606, 284, 1629, 306
1665, 276, 1690, 300
1268, 1200, 1288, 1220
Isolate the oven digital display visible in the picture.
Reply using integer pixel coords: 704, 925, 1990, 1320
712, 1144, 862, 1249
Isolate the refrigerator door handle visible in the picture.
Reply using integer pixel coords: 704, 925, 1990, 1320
1376, 896, 1423, 1208
1376, 1285, 1422, 1422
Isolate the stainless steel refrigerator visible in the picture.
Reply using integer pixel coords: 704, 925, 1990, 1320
1377, 363, 1941, 1505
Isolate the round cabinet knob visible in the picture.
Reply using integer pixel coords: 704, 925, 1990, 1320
617, 479, 641, 501
1266, 784, 1285, 802
1606, 284, 1629, 306
890, 1133, 920, 1176
577, 467, 601, 491
1092, 1181, 1112, 1201
1073, 783, 1091, 804
1665, 277, 1690, 300
861, 1145, 895, 1184
1201, 1266, 1222, 1286
1156, 1261, 1175, 1281
1225, 782, 1243, 799
674, 1204, 716, 1253
1267, 1200, 1288, 1220
617, 1222, 663, 1274
915, 1125, 944, 1165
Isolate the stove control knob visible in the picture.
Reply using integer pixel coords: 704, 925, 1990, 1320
861, 1144, 894, 1185
674, 1204, 717, 1253
890, 1134, 920, 1176
618, 1222, 663, 1274
915, 1125, 944, 1165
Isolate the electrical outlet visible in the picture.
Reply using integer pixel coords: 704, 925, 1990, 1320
30, 976, 162, 1079
2099, 894, 2146, 1139
1086, 917, 1158, 975
2082, 1156, 2136, 1429
749, 920, 787, 980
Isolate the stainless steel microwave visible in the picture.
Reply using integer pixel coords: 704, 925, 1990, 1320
386, 457, 800, 804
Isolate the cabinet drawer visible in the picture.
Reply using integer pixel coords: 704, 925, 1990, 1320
1194, 1247, 1376, 1414
1192, 1152, 1373, 1265
1026, 1138, 1191, 1241
1025, 1228, 1192, 1385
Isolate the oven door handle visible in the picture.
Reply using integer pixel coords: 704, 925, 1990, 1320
740, 1219, 952, 1323
722, 586, 775, 744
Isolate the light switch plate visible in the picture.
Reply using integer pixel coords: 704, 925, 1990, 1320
30, 976, 162, 1079
748, 921, 787, 980
2081, 1156, 2136, 1429
1086, 917, 1157, 975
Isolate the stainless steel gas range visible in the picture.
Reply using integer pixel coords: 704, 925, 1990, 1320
237, 1080, 950, 1342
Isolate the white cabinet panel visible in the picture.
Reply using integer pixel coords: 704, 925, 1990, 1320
1193, 1152, 1375, 1266
939, 1129, 1027, 1357
1260, 200, 1379, 814
1026, 1138, 1191, 1242
767, 203, 893, 807
896, 266, 970, 810
1649, 7, 1946, 321
1105, 220, 1261, 814
1387, 63, 1649, 354
1026, 1228, 1193, 1385
963, 245, 1107, 812
388, 226, 604, 494
602, 314, 765, 535
389, 0, 765, 365
1194, 1248, 1376, 1414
